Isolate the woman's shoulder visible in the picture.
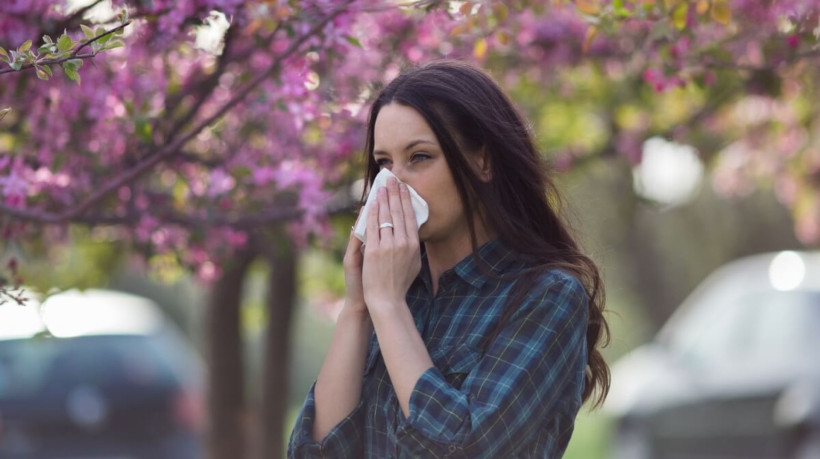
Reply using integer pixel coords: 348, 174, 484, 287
535, 267, 585, 290
506, 266, 588, 316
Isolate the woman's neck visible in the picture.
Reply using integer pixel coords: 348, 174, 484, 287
425, 224, 495, 296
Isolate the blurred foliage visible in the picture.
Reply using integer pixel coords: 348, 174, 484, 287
13, 227, 125, 294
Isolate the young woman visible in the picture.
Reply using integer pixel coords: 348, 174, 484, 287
288, 60, 609, 458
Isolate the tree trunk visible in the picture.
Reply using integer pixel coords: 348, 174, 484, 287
207, 247, 255, 459
260, 237, 299, 459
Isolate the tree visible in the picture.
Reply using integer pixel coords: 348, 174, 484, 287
2, 0, 819, 457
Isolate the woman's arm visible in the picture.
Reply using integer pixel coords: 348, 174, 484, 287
361, 179, 434, 417
394, 273, 589, 458
288, 225, 372, 458
367, 300, 434, 417
312, 303, 373, 440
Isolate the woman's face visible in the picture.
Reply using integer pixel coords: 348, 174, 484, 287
372, 103, 470, 245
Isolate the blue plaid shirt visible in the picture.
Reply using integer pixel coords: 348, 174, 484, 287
289, 238, 589, 458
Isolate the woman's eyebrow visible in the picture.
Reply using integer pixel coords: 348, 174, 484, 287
373, 139, 437, 156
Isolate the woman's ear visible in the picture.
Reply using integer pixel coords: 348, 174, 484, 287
475, 148, 492, 182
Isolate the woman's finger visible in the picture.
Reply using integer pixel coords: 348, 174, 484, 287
365, 191, 379, 248
386, 178, 406, 241
376, 186, 394, 245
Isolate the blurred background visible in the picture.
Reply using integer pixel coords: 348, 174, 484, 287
2, 1, 819, 458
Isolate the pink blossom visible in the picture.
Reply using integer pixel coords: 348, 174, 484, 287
207, 169, 236, 197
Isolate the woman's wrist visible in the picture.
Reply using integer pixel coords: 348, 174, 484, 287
339, 301, 371, 323
365, 298, 405, 313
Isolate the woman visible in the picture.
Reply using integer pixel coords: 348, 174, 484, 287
288, 60, 609, 458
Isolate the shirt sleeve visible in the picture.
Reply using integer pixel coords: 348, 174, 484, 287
287, 381, 365, 458
394, 271, 589, 458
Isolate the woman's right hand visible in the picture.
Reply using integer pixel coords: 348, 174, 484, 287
342, 223, 367, 315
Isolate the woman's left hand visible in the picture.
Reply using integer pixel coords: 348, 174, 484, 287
361, 177, 421, 312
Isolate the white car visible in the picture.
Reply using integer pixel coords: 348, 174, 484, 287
606, 251, 820, 459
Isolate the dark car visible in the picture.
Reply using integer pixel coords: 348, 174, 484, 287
606, 250, 820, 459
0, 289, 204, 459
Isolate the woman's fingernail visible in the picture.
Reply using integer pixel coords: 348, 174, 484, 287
399, 183, 407, 192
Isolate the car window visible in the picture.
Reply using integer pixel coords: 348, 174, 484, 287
673, 290, 820, 368
744, 291, 819, 361
0, 335, 178, 400
673, 291, 749, 368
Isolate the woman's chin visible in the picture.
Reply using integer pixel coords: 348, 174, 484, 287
417, 225, 429, 242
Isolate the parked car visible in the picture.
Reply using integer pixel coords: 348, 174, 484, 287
606, 250, 820, 459
0, 288, 204, 459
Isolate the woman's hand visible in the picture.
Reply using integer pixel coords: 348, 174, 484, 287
361, 177, 421, 311
342, 214, 367, 315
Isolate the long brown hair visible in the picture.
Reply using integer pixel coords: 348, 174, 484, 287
361, 60, 610, 408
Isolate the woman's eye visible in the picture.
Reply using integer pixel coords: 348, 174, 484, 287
410, 153, 431, 163
375, 158, 391, 168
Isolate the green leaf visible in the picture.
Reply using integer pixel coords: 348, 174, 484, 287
9, 61, 22, 71
102, 40, 124, 51
0, 108, 11, 122
232, 166, 252, 179
66, 58, 83, 70
81, 24, 95, 40
66, 68, 80, 84
672, 3, 688, 30
344, 35, 362, 48
0, 47, 8, 59
57, 33, 74, 52
135, 118, 152, 143
37, 44, 55, 55
613, 0, 632, 17
18, 40, 32, 53
61, 60, 81, 84
42, 65, 53, 77
98, 32, 113, 45
43, 35, 53, 44
35, 65, 49, 80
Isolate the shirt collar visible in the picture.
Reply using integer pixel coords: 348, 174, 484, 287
419, 237, 520, 291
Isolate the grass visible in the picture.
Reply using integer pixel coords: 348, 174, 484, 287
564, 410, 613, 459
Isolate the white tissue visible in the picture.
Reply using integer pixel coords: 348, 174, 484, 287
353, 168, 429, 243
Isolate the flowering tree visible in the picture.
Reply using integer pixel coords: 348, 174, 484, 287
2, 0, 819, 457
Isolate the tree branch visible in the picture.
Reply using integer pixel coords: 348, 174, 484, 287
68, 199, 356, 229
0, 21, 130, 76
73, 21, 130, 56
0, 1, 354, 225
161, 23, 240, 141
0, 53, 95, 75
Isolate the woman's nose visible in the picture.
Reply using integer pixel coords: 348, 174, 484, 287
391, 166, 408, 184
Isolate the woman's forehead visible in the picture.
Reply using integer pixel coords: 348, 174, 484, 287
374, 104, 438, 150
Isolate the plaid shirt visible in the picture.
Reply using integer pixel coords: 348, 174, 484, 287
289, 238, 589, 458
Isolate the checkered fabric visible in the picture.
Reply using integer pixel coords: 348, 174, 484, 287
289, 238, 589, 458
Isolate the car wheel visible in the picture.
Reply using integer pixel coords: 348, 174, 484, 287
613, 421, 652, 459
794, 431, 820, 459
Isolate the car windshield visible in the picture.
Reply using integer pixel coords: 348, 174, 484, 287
668, 290, 820, 367
0, 334, 179, 400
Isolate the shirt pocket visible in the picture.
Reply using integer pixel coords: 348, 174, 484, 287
430, 343, 482, 389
